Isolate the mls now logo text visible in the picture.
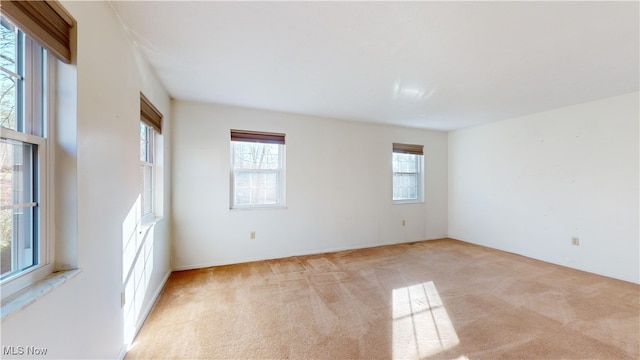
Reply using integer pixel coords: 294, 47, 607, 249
3, 346, 48, 356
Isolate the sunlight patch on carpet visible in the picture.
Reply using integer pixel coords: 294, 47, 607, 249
392, 281, 459, 359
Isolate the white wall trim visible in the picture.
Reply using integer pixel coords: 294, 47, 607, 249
448, 235, 639, 285
173, 236, 448, 271
119, 269, 172, 360
134, 270, 171, 335
448, 92, 639, 285
116, 346, 127, 360
1, 269, 81, 321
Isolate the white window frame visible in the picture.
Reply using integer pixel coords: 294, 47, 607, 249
230, 141, 286, 210
139, 122, 155, 220
0, 19, 55, 300
392, 151, 424, 204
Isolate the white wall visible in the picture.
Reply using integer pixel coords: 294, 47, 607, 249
172, 101, 448, 270
449, 92, 640, 284
1, 2, 172, 359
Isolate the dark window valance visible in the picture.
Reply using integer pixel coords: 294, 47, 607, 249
140, 92, 163, 133
1, 0, 75, 63
231, 130, 285, 144
393, 143, 423, 155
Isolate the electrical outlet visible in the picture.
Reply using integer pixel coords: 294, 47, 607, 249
571, 236, 579, 246
250, 231, 256, 239
402, 220, 406, 226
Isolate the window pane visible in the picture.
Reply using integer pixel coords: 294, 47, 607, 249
236, 171, 249, 188
140, 124, 148, 162
250, 187, 261, 204
393, 153, 418, 172
0, 18, 17, 74
143, 165, 152, 214
12, 207, 33, 265
1, 140, 34, 207
0, 208, 12, 277
234, 170, 279, 206
0, 71, 18, 131
393, 174, 418, 201
409, 184, 417, 199
1, 140, 36, 279
1, 18, 29, 133
234, 171, 249, 205
392, 154, 400, 172
140, 164, 152, 216
265, 172, 277, 187
265, 188, 277, 204
0, 207, 34, 279
233, 142, 280, 170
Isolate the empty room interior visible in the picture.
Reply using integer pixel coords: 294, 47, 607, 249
0, 1, 638, 359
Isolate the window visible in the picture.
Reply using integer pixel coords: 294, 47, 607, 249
231, 130, 285, 209
0, 16, 50, 289
139, 123, 154, 218
139, 92, 162, 220
0, 0, 75, 302
392, 143, 424, 203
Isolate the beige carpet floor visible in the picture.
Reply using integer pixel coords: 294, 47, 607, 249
126, 239, 639, 359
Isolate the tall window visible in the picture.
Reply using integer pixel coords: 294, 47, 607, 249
139, 123, 154, 218
139, 92, 162, 220
0, 0, 75, 301
0, 17, 48, 282
392, 143, 424, 203
231, 130, 285, 209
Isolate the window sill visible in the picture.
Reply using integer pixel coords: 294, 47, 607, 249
1, 269, 81, 321
138, 216, 163, 240
230, 206, 288, 211
393, 200, 425, 205
141, 215, 163, 227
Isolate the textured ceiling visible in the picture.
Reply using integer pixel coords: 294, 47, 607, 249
111, 1, 639, 131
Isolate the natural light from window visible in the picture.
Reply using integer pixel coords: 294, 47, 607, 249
122, 195, 155, 346
392, 281, 460, 359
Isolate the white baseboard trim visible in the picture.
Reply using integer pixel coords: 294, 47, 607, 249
134, 270, 171, 333
119, 269, 171, 360
173, 236, 449, 271
116, 345, 127, 360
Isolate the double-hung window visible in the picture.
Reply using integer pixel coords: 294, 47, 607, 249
139, 123, 154, 218
0, 16, 49, 291
392, 143, 424, 203
230, 130, 285, 209
0, 0, 75, 302
139, 92, 162, 220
